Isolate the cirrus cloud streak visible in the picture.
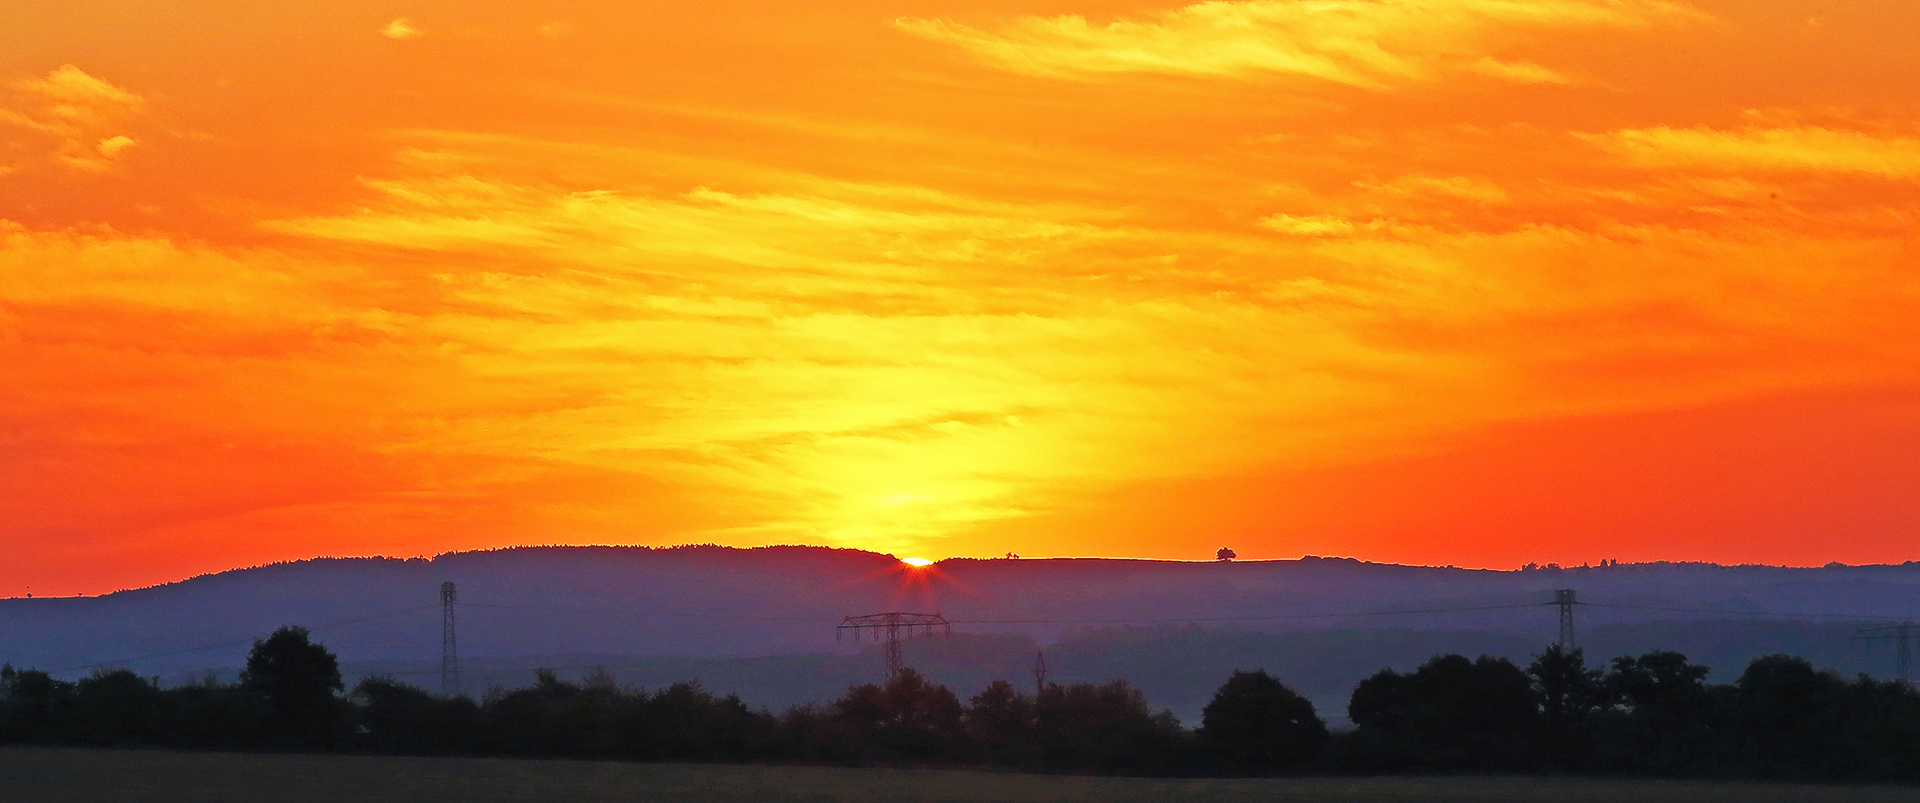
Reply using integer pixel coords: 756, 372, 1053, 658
898, 0, 1706, 87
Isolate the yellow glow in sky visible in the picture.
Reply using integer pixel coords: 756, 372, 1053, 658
4, 0, 1920, 594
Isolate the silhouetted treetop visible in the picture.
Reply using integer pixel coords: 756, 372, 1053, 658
1200, 669, 1326, 770
241, 625, 344, 746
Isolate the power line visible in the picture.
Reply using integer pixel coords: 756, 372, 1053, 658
1852, 623, 1916, 687
463, 598, 1905, 627
360, 651, 784, 679
452, 582, 855, 613
441, 581, 460, 698
461, 602, 836, 623
1582, 602, 1902, 621
1553, 589, 1578, 651
837, 612, 951, 680
949, 602, 1544, 625
37, 594, 1915, 680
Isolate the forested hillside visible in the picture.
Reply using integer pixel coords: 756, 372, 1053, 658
3, 546, 1915, 723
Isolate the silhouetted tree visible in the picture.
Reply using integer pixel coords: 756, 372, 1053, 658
1598, 650, 1720, 773
240, 625, 346, 747
1735, 654, 1848, 777
73, 669, 164, 745
17, 634, 1920, 781
832, 669, 964, 761
1526, 644, 1605, 768
1035, 680, 1185, 771
353, 677, 477, 754
778, 703, 857, 764
0, 668, 74, 743
1342, 654, 1537, 771
1828, 674, 1920, 780
1347, 667, 1409, 731
1333, 665, 1418, 771
1216, 547, 1236, 562
159, 673, 261, 749
965, 679, 1037, 764
635, 681, 775, 761
1530, 644, 1605, 724
1199, 669, 1326, 771
481, 668, 605, 756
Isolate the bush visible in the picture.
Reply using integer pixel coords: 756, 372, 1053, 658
1199, 670, 1326, 771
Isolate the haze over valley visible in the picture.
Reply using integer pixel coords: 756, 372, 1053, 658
8, 546, 1915, 723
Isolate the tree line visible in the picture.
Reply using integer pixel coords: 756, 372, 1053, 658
4, 626, 1918, 780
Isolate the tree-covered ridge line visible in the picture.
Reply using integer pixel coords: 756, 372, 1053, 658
3, 627, 1917, 780
45, 545, 1920, 602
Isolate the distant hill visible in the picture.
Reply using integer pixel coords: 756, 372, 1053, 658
4, 546, 1917, 724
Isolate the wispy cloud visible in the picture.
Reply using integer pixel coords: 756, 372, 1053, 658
242, 128, 1920, 558
5, 0, 1920, 589
13, 100, 1919, 575
1, 65, 143, 172
1583, 125, 1920, 178
381, 18, 423, 40
898, 0, 1704, 87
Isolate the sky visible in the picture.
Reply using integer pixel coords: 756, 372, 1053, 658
4, 0, 1919, 596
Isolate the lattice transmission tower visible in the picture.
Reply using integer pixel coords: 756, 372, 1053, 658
1853, 622, 1915, 687
836, 612, 951, 680
441, 581, 460, 697
1550, 589, 1579, 652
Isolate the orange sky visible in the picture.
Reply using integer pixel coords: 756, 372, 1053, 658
5, 0, 1919, 596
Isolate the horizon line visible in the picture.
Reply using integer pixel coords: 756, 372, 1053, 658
7, 544, 1918, 600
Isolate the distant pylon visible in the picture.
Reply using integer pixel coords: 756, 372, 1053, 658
1551, 589, 1578, 651
1905, 625, 1913, 687
441, 581, 460, 697
836, 612, 951, 681
1033, 650, 1049, 697
1853, 622, 1916, 687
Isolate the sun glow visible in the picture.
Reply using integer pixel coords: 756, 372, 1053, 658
900, 558, 935, 567
6, 0, 1920, 595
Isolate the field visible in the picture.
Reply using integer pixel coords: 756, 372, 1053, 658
1, 747, 1914, 803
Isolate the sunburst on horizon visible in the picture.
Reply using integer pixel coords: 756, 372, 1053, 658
5, 0, 1920, 596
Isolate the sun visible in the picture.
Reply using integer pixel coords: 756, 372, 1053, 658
900, 557, 935, 567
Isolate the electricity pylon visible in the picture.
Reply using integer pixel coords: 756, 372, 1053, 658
1550, 589, 1578, 651
441, 581, 460, 697
1853, 622, 1915, 687
836, 612, 951, 680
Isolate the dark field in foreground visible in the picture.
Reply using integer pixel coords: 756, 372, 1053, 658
2, 747, 1916, 803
